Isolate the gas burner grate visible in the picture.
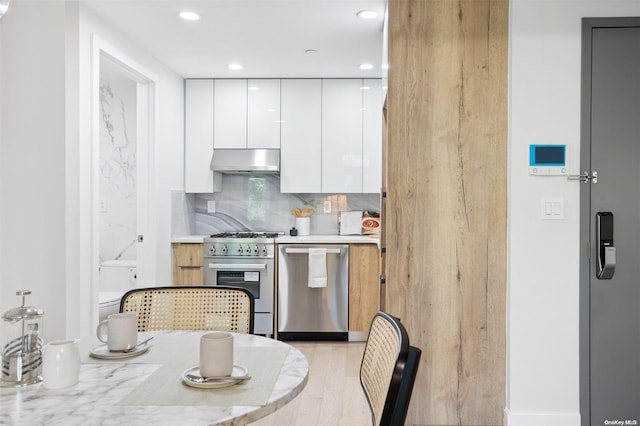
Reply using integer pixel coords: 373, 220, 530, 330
209, 232, 281, 239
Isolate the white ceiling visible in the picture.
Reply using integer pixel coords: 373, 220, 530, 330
81, 0, 386, 79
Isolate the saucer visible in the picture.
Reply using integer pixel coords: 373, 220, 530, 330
89, 342, 151, 360
181, 364, 249, 389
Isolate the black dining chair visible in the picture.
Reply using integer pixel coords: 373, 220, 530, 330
119, 286, 255, 333
360, 311, 422, 426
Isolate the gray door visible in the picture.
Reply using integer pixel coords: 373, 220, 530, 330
580, 18, 640, 426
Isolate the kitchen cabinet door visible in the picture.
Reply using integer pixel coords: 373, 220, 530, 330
214, 79, 247, 148
172, 243, 204, 286
248, 79, 280, 148
348, 244, 380, 337
322, 79, 363, 193
185, 79, 217, 193
280, 79, 322, 193
362, 79, 383, 193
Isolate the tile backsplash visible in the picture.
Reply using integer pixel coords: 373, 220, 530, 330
172, 174, 380, 236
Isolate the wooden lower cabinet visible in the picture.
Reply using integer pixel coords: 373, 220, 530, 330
172, 243, 204, 285
348, 243, 380, 335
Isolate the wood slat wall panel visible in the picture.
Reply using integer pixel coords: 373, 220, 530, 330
385, 1, 508, 424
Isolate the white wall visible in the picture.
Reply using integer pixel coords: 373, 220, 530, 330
0, 4, 3, 344
507, 1, 640, 425
0, 1, 183, 343
0, 0, 67, 344
64, 3, 184, 338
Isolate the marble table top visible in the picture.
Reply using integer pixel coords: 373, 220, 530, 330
0, 331, 309, 426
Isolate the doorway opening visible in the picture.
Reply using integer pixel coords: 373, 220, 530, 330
97, 55, 139, 319
90, 39, 156, 324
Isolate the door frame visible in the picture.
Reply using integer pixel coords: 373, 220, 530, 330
89, 35, 158, 327
579, 17, 640, 426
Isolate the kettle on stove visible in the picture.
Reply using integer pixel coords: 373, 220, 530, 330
1, 290, 44, 387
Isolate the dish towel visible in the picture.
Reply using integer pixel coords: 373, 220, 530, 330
308, 248, 328, 288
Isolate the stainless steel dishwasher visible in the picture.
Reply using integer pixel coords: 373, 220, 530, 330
277, 244, 349, 341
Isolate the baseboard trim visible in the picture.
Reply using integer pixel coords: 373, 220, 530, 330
504, 407, 581, 426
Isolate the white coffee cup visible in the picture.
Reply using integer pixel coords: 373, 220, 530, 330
96, 312, 138, 351
42, 339, 81, 389
200, 331, 233, 377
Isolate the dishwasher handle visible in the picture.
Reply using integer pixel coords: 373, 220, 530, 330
284, 248, 342, 255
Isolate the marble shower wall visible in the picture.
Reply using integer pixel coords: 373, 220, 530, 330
172, 174, 380, 236
99, 73, 137, 262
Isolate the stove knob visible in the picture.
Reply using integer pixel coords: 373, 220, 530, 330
222, 245, 228, 254
253, 245, 259, 254
261, 246, 268, 255
246, 246, 252, 254
210, 246, 216, 254
237, 245, 244, 255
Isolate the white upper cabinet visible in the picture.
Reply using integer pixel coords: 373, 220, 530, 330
247, 79, 281, 148
362, 79, 383, 193
185, 78, 381, 194
280, 79, 322, 193
185, 79, 216, 193
322, 79, 364, 193
214, 79, 248, 148
214, 79, 281, 149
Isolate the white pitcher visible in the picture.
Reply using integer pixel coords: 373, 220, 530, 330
41, 339, 80, 389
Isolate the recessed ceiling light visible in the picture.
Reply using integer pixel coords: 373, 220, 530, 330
248, 86, 260, 91
357, 10, 379, 19
359, 63, 374, 70
179, 11, 200, 21
228, 63, 243, 71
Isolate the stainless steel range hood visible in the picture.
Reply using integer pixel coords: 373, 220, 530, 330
210, 149, 280, 174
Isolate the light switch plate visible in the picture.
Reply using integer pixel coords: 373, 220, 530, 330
541, 197, 564, 220
207, 200, 216, 213
323, 200, 332, 214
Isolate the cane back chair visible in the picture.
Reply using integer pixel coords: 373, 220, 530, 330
360, 311, 422, 426
119, 286, 254, 333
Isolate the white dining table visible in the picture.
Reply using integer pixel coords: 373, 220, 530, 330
0, 331, 309, 426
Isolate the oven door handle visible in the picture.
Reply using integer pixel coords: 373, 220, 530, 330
206, 263, 267, 270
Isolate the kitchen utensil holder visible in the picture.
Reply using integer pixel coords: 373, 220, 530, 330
295, 217, 310, 236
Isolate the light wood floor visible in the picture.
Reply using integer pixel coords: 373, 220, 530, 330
249, 341, 372, 426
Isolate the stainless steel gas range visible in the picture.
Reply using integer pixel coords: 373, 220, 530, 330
203, 232, 281, 335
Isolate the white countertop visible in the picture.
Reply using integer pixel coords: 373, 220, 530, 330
171, 234, 380, 245
276, 234, 379, 244
171, 235, 209, 243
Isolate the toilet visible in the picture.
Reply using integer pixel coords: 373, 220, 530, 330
98, 259, 137, 321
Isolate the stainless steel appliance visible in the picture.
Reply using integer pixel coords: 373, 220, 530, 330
203, 232, 280, 335
209, 149, 280, 174
277, 244, 349, 341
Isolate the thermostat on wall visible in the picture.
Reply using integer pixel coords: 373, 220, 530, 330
529, 144, 567, 175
